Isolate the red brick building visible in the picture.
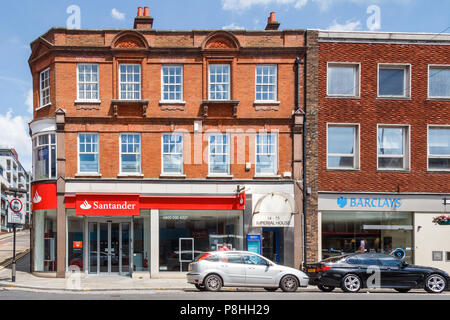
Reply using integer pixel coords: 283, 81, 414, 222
29, 8, 310, 278
309, 31, 450, 272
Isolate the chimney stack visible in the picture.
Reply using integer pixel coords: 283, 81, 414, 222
134, 6, 154, 30
265, 12, 280, 30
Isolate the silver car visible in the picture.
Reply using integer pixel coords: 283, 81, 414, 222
187, 250, 309, 292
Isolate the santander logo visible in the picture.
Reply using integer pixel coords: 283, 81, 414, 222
33, 191, 42, 204
80, 200, 92, 210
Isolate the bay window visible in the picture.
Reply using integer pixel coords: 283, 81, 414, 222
33, 133, 56, 180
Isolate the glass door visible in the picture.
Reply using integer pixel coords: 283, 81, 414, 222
262, 228, 279, 264
88, 221, 131, 275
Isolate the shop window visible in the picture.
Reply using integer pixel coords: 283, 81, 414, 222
327, 63, 360, 97
33, 210, 57, 272
428, 127, 450, 171
428, 66, 450, 99
67, 213, 84, 271
255, 133, 278, 175
33, 133, 56, 181
321, 211, 413, 263
446, 252, 450, 262
378, 64, 410, 98
159, 210, 243, 272
327, 125, 359, 170
377, 126, 409, 170
133, 210, 150, 272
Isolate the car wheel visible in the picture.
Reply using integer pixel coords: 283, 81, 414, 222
394, 288, 411, 293
204, 274, 223, 292
425, 274, 447, 294
264, 287, 278, 292
318, 285, 335, 292
280, 275, 299, 292
341, 274, 362, 293
195, 284, 206, 291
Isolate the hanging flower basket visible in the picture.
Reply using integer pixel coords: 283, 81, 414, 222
432, 215, 450, 225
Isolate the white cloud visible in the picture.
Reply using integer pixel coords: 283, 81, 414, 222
111, 8, 125, 21
222, 0, 308, 12
0, 110, 31, 170
328, 19, 361, 31
25, 89, 33, 114
221, 0, 407, 12
222, 22, 245, 30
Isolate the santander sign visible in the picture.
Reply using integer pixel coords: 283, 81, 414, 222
76, 194, 140, 216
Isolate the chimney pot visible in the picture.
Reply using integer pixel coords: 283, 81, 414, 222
265, 11, 280, 30
137, 7, 143, 17
144, 7, 149, 17
269, 12, 275, 23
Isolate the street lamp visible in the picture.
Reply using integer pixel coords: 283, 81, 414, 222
4, 187, 27, 283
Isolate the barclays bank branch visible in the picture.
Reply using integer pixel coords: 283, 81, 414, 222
318, 193, 450, 273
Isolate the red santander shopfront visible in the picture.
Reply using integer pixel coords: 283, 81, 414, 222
32, 184, 245, 276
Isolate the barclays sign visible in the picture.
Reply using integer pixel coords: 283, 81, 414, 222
337, 196, 402, 209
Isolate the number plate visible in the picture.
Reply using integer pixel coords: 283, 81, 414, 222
307, 268, 316, 273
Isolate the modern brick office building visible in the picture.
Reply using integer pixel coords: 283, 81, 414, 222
308, 31, 450, 272
28, 8, 311, 277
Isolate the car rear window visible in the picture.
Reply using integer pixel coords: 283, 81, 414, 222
221, 253, 243, 264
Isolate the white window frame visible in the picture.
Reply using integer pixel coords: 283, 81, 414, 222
161, 133, 184, 175
76, 64, 100, 102
118, 63, 141, 100
39, 68, 51, 109
255, 132, 278, 176
77, 133, 100, 174
427, 125, 450, 172
119, 133, 142, 174
208, 64, 231, 101
161, 65, 184, 103
32, 132, 57, 181
428, 64, 450, 99
376, 124, 410, 171
326, 62, 360, 98
255, 65, 278, 102
377, 63, 411, 98
326, 123, 360, 170
208, 133, 231, 176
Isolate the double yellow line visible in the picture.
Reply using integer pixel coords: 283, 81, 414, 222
0, 249, 30, 271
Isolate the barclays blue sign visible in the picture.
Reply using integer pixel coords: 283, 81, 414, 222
337, 196, 402, 209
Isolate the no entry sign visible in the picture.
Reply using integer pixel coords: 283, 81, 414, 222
8, 198, 24, 225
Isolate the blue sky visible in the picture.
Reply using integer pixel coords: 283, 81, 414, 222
0, 0, 449, 170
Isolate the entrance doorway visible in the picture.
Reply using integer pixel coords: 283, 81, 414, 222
88, 220, 131, 275
262, 228, 280, 264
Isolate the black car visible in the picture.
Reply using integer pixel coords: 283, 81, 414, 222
304, 253, 450, 294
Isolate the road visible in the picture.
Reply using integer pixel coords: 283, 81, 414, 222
0, 229, 30, 267
0, 287, 448, 300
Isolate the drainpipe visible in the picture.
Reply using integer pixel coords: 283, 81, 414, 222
295, 55, 307, 267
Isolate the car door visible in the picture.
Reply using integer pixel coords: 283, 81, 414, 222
242, 253, 279, 286
377, 255, 404, 288
219, 252, 246, 286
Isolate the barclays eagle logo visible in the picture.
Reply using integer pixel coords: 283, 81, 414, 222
337, 197, 348, 208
